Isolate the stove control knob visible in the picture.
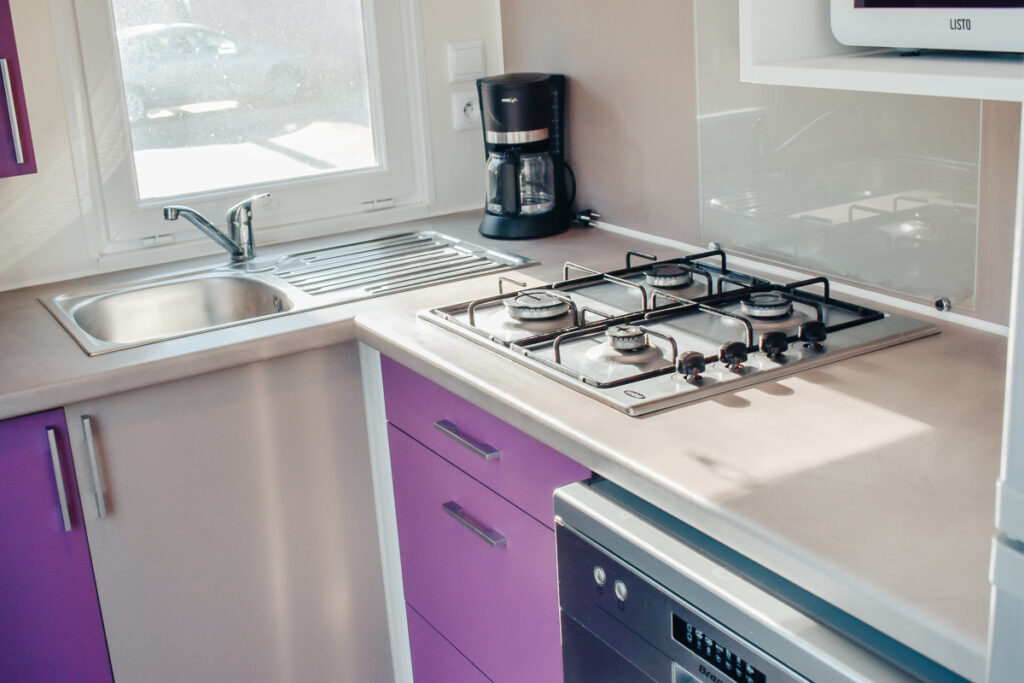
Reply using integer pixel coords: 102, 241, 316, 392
677, 351, 706, 380
759, 331, 788, 359
799, 321, 827, 349
593, 566, 607, 587
614, 579, 628, 602
719, 341, 748, 370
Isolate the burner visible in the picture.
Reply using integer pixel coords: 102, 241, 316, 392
645, 263, 693, 288
605, 325, 648, 351
740, 292, 794, 319
504, 291, 570, 320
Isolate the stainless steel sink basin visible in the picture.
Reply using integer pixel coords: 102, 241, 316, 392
68, 274, 293, 346
42, 231, 535, 355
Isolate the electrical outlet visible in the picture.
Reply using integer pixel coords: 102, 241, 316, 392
451, 91, 480, 132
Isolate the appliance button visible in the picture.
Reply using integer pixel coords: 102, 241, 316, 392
593, 566, 607, 586
614, 579, 628, 602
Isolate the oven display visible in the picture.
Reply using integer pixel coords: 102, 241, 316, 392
854, 1, 1024, 6
672, 614, 766, 683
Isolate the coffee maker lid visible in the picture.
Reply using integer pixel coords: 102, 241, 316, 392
478, 73, 563, 139
479, 72, 552, 89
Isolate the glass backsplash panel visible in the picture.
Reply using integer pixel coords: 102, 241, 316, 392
695, 1, 981, 307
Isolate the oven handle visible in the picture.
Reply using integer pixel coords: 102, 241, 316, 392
434, 419, 500, 461
442, 501, 507, 547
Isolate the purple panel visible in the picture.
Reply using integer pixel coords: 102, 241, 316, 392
0, 0, 36, 177
0, 410, 112, 682
381, 355, 589, 528
390, 425, 563, 683
406, 604, 490, 683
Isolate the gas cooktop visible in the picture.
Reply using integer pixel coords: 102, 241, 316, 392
420, 248, 938, 416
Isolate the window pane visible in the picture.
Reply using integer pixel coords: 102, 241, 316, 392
110, 0, 375, 200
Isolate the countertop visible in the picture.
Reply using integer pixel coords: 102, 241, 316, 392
0, 212, 1004, 681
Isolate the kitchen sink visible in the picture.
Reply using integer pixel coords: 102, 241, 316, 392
42, 231, 535, 355
65, 273, 294, 346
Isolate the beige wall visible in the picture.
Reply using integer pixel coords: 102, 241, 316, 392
500, 0, 1020, 324
500, 0, 702, 244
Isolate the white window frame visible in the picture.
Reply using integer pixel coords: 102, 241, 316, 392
49, 0, 432, 267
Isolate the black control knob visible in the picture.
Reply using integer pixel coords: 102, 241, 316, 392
719, 341, 748, 369
799, 321, 827, 348
677, 351, 706, 379
759, 331, 788, 360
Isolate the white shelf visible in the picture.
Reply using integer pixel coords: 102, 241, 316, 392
739, 0, 1024, 102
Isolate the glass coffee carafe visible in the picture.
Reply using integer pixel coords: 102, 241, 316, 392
486, 151, 555, 217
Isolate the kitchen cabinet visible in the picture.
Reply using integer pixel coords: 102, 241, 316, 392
0, 409, 111, 682
380, 355, 589, 682
739, 0, 1024, 101
0, 0, 36, 177
64, 344, 392, 682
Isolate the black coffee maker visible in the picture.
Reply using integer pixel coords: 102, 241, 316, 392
477, 73, 574, 239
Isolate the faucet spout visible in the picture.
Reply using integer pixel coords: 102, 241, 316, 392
163, 192, 269, 262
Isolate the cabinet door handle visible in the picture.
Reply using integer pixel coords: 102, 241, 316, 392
433, 420, 499, 461
0, 59, 24, 164
441, 501, 506, 548
45, 428, 72, 532
81, 416, 107, 519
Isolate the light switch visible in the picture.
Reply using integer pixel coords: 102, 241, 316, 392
447, 40, 485, 83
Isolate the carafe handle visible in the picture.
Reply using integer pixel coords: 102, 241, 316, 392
499, 156, 520, 215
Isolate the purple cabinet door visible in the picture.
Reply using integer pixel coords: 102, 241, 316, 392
390, 425, 563, 682
0, 0, 36, 177
381, 355, 590, 528
0, 410, 112, 682
407, 604, 490, 683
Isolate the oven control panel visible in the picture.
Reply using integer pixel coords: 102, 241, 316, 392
556, 522, 808, 683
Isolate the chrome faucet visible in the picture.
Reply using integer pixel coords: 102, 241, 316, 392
163, 192, 270, 262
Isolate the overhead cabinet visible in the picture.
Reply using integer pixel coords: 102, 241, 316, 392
739, 0, 1024, 101
0, 0, 35, 176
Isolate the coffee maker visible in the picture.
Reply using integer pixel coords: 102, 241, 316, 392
477, 73, 573, 239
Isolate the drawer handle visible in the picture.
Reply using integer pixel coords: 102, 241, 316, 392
433, 420, 499, 461
81, 416, 107, 519
0, 59, 24, 164
46, 428, 72, 532
441, 501, 506, 548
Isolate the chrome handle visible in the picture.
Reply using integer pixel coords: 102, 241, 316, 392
81, 416, 107, 519
46, 428, 72, 532
0, 58, 23, 164
442, 501, 506, 548
433, 420, 499, 461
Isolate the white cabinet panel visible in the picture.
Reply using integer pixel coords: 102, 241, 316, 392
66, 343, 391, 682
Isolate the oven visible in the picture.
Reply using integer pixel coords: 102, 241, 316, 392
554, 480, 964, 682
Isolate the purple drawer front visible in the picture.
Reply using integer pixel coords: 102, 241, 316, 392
381, 356, 589, 528
390, 425, 563, 683
406, 604, 489, 683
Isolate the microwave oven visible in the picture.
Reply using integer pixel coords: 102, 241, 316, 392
830, 1, 1024, 52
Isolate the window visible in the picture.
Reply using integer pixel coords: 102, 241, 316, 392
55, 0, 426, 257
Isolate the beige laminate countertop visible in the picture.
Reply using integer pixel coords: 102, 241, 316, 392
0, 212, 1005, 681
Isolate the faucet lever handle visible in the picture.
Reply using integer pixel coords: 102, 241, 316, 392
225, 192, 271, 225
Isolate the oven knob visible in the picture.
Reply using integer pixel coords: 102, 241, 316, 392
719, 341, 747, 370
799, 321, 827, 349
593, 566, 607, 587
677, 351, 705, 380
614, 579, 628, 602
759, 331, 788, 360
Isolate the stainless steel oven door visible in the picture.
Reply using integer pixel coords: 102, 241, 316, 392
554, 482, 923, 683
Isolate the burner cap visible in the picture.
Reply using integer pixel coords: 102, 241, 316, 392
740, 292, 794, 319
504, 291, 571, 320
645, 263, 693, 288
606, 324, 648, 351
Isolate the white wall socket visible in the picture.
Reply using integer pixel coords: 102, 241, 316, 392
451, 91, 480, 132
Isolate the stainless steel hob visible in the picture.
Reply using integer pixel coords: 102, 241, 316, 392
421, 248, 938, 416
